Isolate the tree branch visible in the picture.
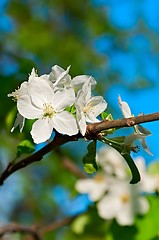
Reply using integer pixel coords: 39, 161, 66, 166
0, 223, 42, 240
0, 214, 83, 239
0, 134, 80, 185
86, 112, 159, 139
0, 112, 159, 185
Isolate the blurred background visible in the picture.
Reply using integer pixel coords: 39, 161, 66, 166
0, 0, 159, 239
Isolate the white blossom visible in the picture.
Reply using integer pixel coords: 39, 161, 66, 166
118, 95, 152, 155
17, 79, 78, 143
97, 179, 149, 226
75, 79, 107, 135
96, 146, 128, 179
49, 65, 96, 92
75, 174, 110, 202
135, 156, 158, 193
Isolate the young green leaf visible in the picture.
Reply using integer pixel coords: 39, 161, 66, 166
17, 140, 35, 158
82, 140, 98, 174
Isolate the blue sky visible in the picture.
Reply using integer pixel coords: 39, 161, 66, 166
91, 0, 159, 163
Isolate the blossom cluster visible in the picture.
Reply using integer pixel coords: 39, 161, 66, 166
75, 146, 158, 226
8, 65, 107, 143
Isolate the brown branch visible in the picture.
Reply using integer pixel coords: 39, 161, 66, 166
0, 223, 42, 240
86, 112, 159, 139
0, 112, 159, 185
55, 148, 87, 179
0, 214, 83, 239
0, 133, 81, 185
39, 215, 77, 235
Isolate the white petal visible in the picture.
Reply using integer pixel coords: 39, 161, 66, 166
118, 95, 132, 118
31, 118, 54, 143
97, 195, 119, 219
28, 68, 37, 82
116, 203, 134, 226
53, 88, 75, 111
53, 65, 71, 88
87, 96, 107, 117
11, 113, 25, 132
85, 113, 100, 123
75, 89, 85, 109
28, 80, 55, 108
72, 75, 96, 91
136, 197, 149, 215
82, 78, 92, 103
17, 95, 42, 119
53, 111, 78, 135
49, 65, 66, 82
76, 108, 86, 136
124, 132, 147, 146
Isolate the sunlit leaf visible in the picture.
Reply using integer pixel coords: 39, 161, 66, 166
16, 139, 35, 158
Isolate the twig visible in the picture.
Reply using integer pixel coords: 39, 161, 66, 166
0, 133, 80, 185
0, 112, 159, 185
55, 148, 87, 179
0, 214, 83, 239
85, 112, 159, 139
39, 215, 77, 235
0, 223, 42, 240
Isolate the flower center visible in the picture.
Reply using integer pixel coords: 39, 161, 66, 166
120, 194, 130, 203
8, 89, 20, 101
43, 103, 55, 118
94, 174, 105, 182
83, 102, 94, 114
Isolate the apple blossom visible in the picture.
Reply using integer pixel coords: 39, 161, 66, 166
75, 79, 107, 135
49, 65, 97, 92
97, 179, 149, 226
96, 146, 128, 179
118, 95, 152, 155
135, 156, 158, 193
17, 79, 78, 143
75, 174, 109, 202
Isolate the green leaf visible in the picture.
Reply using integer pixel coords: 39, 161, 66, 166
135, 196, 159, 240
100, 111, 109, 120
17, 140, 35, 158
82, 141, 98, 174
66, 105, 76, 114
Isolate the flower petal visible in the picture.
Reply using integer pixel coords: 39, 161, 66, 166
53, 65, 71, 88
11, 113, 25, 133
31, 118, 54, 143
75, 178, 107, 201
28, 80, 55, 109
17, 95, 42, 119
88, 96, 107, 116
53, 111, 78, 135
49, 65, 66, 82
76, 108, 87, 135
118, 95, 132, 118
116, 202, 134, 226
97, 195, 119, 219
53, 88, 75, 111
72, 75, 96, 91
